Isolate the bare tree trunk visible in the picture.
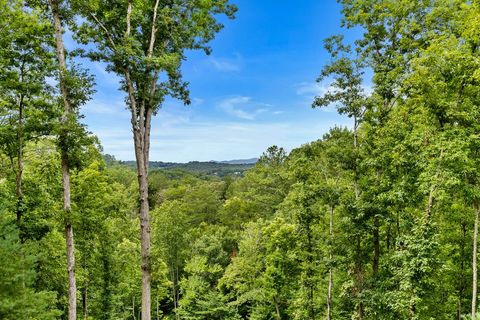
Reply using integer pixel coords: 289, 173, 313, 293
139, 168, 151, 320
472, 203, 479, 319
373, 215, 380, 275
458, 300, 461, 320
327, 269, 333, 319
372, 168, 381, 276
131, 115, 151, 320
124, 64, 152, 320
273, 296, 281, 320
15, 93, 24, 225
13, 56, 28, 230
176, 266, 180, 319
49, 1, 77, 319
65, 215, 76, 320
353, 116, 364, 320
302, 218, 316, 320
171, 268, 177, 318
15, 142, 23, 223
355, 237, 364, 320
82, 283, 88, 320
64, 196, 76, 320
135, 103, 151, 320
122, 3, 155, 316
459, 222, 467, 320
327, 205, 334, 320
171, 265, 179, 320
133, 296, 136, 320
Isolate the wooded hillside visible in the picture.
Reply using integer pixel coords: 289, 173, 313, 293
1, 0, 480, 319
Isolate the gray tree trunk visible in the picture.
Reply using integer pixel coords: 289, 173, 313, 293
124, 66, 152, 320
15, 94, 24, 225
327, 205, 334, 320
373, 215, 380, 275
472, 204, 479, 319
273, 296, 281, 320
353, 116, 364, 320
49, 1, 77, 319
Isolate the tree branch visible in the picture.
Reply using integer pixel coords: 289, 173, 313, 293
124, 67, 138, 131
147, 0, 161, 58
89, 13, 116, 49
126, 0, 132, 38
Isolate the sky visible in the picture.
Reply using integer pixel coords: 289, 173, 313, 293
78, 0, 359, 162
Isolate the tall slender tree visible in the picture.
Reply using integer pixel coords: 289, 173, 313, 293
24, 1, 96, 318
313, 34, 367, 318
0, 0, 56, 228
74, 1, 235, 318
49, 2, 77, 317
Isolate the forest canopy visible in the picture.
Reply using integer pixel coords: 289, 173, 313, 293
1, 0, 480, 319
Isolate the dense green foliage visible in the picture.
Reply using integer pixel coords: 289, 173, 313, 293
2, 0, 480, 319
116, 159, 255, 177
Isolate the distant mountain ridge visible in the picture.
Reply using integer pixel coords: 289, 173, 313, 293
218, 158, 258, 165
107, 157, 258, 176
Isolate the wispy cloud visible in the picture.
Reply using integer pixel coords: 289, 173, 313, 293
92, 62, 121, 86
295, 82, 338, 113
217, 96, 273, 120
147, 117, 351, 162
295, 81, 373, 113
208, 55, 242, 72
83, 99, 128, 115
90, 103, 116, 114
293, 82, 328, 112
296, 81, 373, 97
295, 82, 330, 96
86, 103, 353, 162
192, 97, 205, 106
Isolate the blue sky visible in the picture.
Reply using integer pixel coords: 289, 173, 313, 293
79, 0, 358, 162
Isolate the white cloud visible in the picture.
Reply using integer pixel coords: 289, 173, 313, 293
295, 81, 373, 114
295, 82, 330, 96
192, 97, 205, 106
88, 109, 353, 162
85, 103, 115, 114
93, 62, 109, 76
217, 96, 255, 120
294, 82, 334, 112
146, 120, 349, 162
216, 96, 276, 121
208, 55, 242, 72
92, 62, 121, 85
83, 99, 128, 116
296, 81, 373, 97
82, 90, 353, 163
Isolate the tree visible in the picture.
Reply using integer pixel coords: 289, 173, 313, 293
0, 219, 61, 320
74, 2, 236, 317
0, 0, 56, 227
1, 1, 93, 318
313, 33, 367, 318
178, 225, 240, 320
222, 146, 290, 226
40, 0, 95, 318
152, 200, 189, 318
